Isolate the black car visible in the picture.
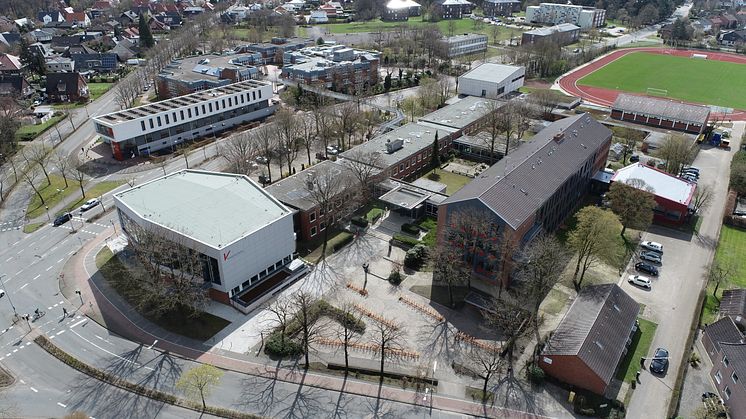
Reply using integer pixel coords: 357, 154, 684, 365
629, 154, 640, 163
635, 262, 659, 276
53, 213, 72, 227
650, 347, 669, 374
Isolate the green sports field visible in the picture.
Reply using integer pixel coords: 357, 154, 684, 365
578, 52, 746, 110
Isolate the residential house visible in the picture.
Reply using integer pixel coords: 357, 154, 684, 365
119, 11, 139, 26
0, 32, 21, 48
69, 52, 119, 72
320, 2, 344, 17
154, 12, 183, 28
111, 39, 138, 62
719, 29, 746, 46
433, 0, 474, 20
482, 0, 520, 17
0, 54, 23, 75
539, 284, 639, 396
0, 75, 33, 97
29, 28, 55, 43
65, 11, 91, 28
45, 56, 75, 72
38, 11, 65, 26
382, 0, 422, 21
703, 317, 746, 419
46, 72, 89, 102
437, 114, 612, 288
308, 10, 329, 23
90, 1, 115, 19
719, 289, 746, 329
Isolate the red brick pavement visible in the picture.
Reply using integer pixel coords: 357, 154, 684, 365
63, 228, 547, 419
557, 47, 746, 121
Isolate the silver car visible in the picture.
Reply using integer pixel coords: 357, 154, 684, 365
640, 251, 662, 264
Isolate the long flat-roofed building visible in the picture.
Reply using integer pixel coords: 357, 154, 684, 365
611, 93, 710, 134
94, 80, 275, 160
438, 33, 488, 58
114, 170, 298, 306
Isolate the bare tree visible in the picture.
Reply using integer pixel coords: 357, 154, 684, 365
373, 318, 407, 381
691, 183, 714, 215
21, 165, 45, 205
265, 296, 294, 349
481, 100, 504, 163
297, 114, 317, 166
0, 170, 7, 202
335, 301, 363, 372
274, 108, 300, 177
340, 148, 381, 199
53, 150, 72, 188
514, 234, 566, 343
223, 131, 258, 175
468, 345, 504, 403
431, 243, 469, 307
568, 207, 621, 291
529, 89, 564, 119
23, 144, 52, 186
175, 364, 223, 411
337, 102, 362, 150
255, 125, 278, 183
125, 177, 136, 188
483, 298, 530, 364
656, 134, 695, 174
442, 208, 500, 290
72, 165, 88, 199
710, 260, 732, 300
292, 291, 321, 368
305, 165, 357, 261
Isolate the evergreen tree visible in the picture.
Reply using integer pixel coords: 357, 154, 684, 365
18, 37, 45, 78
431, 131, 439, 169
139, 14, 155, 48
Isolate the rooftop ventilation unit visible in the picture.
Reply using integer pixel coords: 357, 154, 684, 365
385, 138, 404, 154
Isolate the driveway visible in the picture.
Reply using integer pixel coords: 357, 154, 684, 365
623, 122, 744, 417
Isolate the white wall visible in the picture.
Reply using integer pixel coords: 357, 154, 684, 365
457, 67, 525, 99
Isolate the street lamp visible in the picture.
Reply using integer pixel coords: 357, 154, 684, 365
362, 262, 370, 290
45, 206, 50, 221
75, 290, 83, 306
0, 274, 18, 317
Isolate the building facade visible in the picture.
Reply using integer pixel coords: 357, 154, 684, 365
282, 45, 379, 93
526, 3, 606, 29
433, 0, 474, 19
383, 0, 422, 21
114, 170, 297, 306
439, 34, 488, 58
45, 56, 75, 72
46, 72, 89, 102
437, 114, 612, 288
522, 23, 580, 46
611, 94, 711, 134
94, 80, 275, 160
483, 0, 520, 17
457, 63, 525, 99
703, 317, 746, 419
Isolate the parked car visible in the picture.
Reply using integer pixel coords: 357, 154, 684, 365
650, 347, 669, 374
628, 275, 652, 289
681, 169, 699, 178
326, 145, 340, 155
0, 289, 4, 298
80, 198, 100, 212
635, 262, 659, 276
641, 241, 663, 253
255, 156, 268, 164
53, 213, 72, 227
682, 166, 700, 175
640, 251, 662, 264
629, 154, 640, 163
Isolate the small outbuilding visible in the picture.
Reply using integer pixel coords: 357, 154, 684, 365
457, 63, 524, 99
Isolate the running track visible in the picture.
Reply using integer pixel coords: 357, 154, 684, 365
557, 47, 746, 120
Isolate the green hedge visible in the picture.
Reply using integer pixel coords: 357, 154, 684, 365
351, 216, 369, 228
34, 336, 261, 418
401, 223, 420, 235
333, 232, 354, 252
404, 244, 428, 270
392, 233, 420, 247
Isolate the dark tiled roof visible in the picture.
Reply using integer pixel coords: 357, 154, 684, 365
705, 317, 744, 353
265, 160, 356, 211
46, 72, 85, 94
543, 284, 639, 387
612, 93, 711, 125
720, 343, 746, 384
443, 113, 611, 229
721, 289, 746, 319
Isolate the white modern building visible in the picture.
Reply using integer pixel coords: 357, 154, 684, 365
439, 33, 488, 58
93, 80, 275, 160
457, 63, 525, 99
114, 170, 299, 307
525, 3, 606, 29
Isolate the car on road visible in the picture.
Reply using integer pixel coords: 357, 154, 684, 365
640, 251, 662, 264
635, 262, 659, 276
641, 241, 664, 253
79, 198, 100, 212
255, 156, 268, 164
53, 213, 73, 227
326, 145, 340, 155
628, 275, 652, 289
650, 347, 669, 374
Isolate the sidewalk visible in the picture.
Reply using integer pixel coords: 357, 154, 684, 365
58, 227, 547, 418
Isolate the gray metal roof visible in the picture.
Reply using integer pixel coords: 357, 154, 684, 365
543, 284, 639, 388
443, 113, 612, 229
720, 289, 746, 319
264, 160, 356, 211
705, 317, 745, 353
418, 96, 503, 132
524, 23, 580, 36
458, 63, 523, 84
114, 170, 291, 249
612, 93, 711, 125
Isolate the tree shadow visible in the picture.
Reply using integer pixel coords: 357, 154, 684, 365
491, 367, 540, 415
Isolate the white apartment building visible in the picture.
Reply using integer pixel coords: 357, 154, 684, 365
114, 170, 298, 306
93, 80, 275, 160
439, 33, 488, 58
526, 3, 606, 29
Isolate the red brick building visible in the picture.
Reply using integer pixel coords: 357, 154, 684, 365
703, 316, 746, 419
611, 94, 710, 134
539, 284, 639, 396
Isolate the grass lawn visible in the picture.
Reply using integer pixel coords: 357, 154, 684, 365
59, 180, 126, 215
26, 175, 78, 219
325, 17, 515, 42
302, 229, 354, 262
15, 115, 65, 141
88, 82, 114, 101
702, 225, 746, 323
578, 52, 746, 110
422, 169, 471, 195
410, 284, 470, 307
95, 248, 230, 341
23, 222, 46, 234
541, 288, 569, 316
616, 318, 657, 383
416, 216, 437, 248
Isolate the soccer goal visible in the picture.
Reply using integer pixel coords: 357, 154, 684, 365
646, 87, 668, 97
691, 53, 708, 60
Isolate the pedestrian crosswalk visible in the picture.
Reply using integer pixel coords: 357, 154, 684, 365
0, 220, 23, 232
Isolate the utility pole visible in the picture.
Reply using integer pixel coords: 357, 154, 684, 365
0, 275, 18, 317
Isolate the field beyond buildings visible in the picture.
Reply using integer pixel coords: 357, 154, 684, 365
577, 52, 746, 110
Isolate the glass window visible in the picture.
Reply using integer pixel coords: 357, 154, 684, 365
310, 226, 317, 237
724, 386, 731, 400
149, 119, 154, 129
222, 99, 226, 108
202, 104, 206, 114
320, 222, 325, 231
140, 121, 146, 131
319, 207, 325, 216
309, 211, 316, 222
157, 116, 161, 126
187, 108, 192, 118
252, 91, 256, 101
733, 372, 739, 383
724, 356, 730, 367
228, 97, 232, 106
258, 90, 262, 99
180, 110, 184, 119
209, 103, 213, 112
715, 371, 722, 384
165, 114, 169, 124
195, 106, 199, 116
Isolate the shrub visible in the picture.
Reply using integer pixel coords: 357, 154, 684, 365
388, 268, 403, 285
404, 244, 428, 270
527, 365, 545, 384
401, 223, 420, 235
351, 216, 369, 228
427, 172, 441, 181
264, 333, 304, 357
333, 233, 354, 252
392, 233, 420, 248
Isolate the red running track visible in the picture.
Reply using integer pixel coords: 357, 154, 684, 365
557, 47, 746, 120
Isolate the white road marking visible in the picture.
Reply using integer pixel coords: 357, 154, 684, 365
70, 319, 86, 328
45, 266, 53, 271
57, 258, 64, 263
47, 307, 53, 310
5, 257, 12, 262
30, 387, 38, 393
15, 270, 22, 275
20, 379, 25, 384
33, 274, 40, 280
70, 329, 154, 371
18, 283, 28, 290
56, 330, 65, 336
12, 349, 17, 353
57, 402, 66, 408
68, 250, 75, 255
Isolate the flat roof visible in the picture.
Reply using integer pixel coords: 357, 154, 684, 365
159, 54, 257, 82
525, 23, 581, 36
95, 80, 270, 125
419, 96, 502, 131
458, 63, 523, 83
611, 163, 696, 206
339, 122, 450, 168
115, 170, 291, 249
612, 93, 711, 125
441, 33, 487, 44
386, 0, 421, 8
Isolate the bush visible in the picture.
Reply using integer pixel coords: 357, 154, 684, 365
404, 244, 428, 270
351, 216, 369, 228
427, 172, 441, 181
265, 332, 304, 357
401, 223, 420, 235
388, 269, 403, 285
527, 365, 545, 384
392, 233, 420, 248
333, 233, 354, 252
